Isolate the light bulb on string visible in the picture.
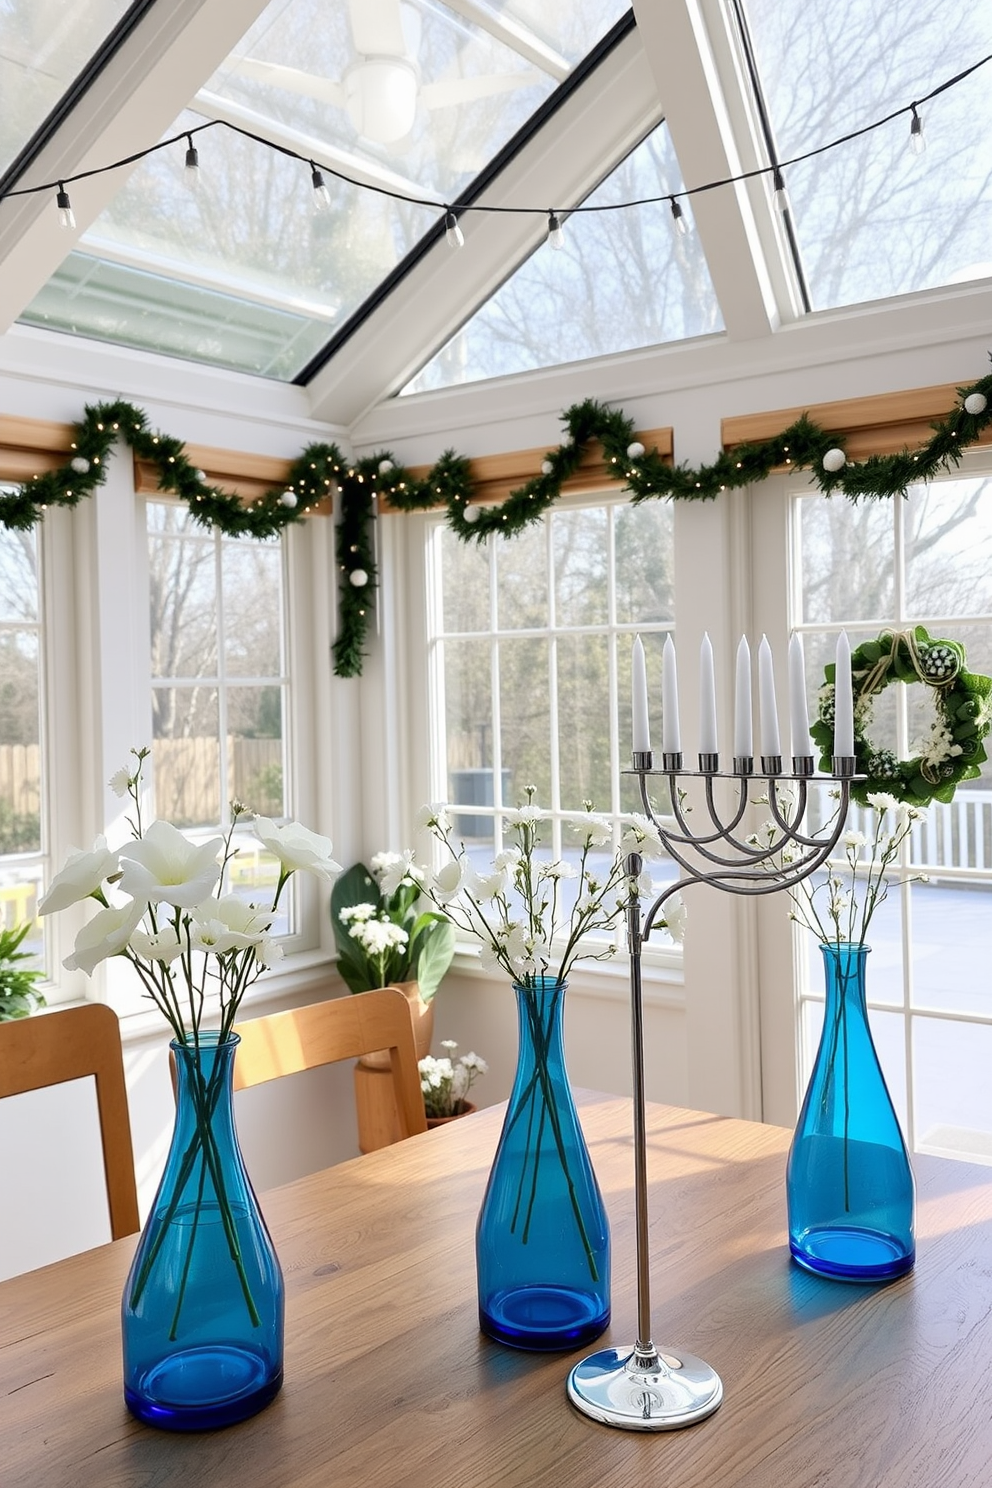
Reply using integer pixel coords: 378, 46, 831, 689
183, 134, 200, 190
547, 210, 565, 250
909, 105, 926, 155
444, 209, 464, 250
772, 167, 791, 216
310, 164, 331, 213
56, 182, 75, 230
669, 196, 689, 237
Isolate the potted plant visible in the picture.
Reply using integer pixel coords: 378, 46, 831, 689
419, 1040, 487, 1127
0, 921, 46, 1020
330, 851, 455, 1059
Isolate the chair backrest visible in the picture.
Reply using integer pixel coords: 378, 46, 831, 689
0, 1003, 140, 1240
233, 987, 428, 1141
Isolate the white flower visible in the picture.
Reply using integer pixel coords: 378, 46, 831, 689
253, 816, 341, 881
866, 791, 900, 814
253, 936, 284, 969
504, 804, 546, 828
440, 1038, 458, 1052
371, 849, 425, 896
461, 1051, 488, 1074
339, 901, 377, 924
108, 766, 131, 798
843, 830, 867, 849
130, 924, 184, 964
38, 837, 120, 914
468, 866, 508, 901
537, 860, 577, 882
417, 803, 451, 833
63, 898, 146, 975
506, 924, 548, 976
431, 857, 467, 903
349, 918, 409, 957
660, 892, 687, 944
189, 895, 274, 955
574, 814, 612, 848
621, 814, 665, 859
117, 820, 224, 909
493, 846, 522, 871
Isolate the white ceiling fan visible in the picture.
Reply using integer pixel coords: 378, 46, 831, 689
230, 0, 541, 146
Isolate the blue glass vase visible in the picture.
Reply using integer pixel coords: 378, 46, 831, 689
477, 977, 610, 1350
122, 1033, 284, 1430
787, 943, 915, 1282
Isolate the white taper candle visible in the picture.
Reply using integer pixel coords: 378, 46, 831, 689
699, 633, 718, 755
788, 632, 813, 758
834, 630, 854, 757
662, 634, 681, 754
631, 635, 650, 753
757, 635, 781, 757
734, 635, 752, 757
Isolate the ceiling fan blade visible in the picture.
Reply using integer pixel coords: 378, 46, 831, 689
348, 0, 406, 57
229, 56, 345, 109
420, 71, 541, 111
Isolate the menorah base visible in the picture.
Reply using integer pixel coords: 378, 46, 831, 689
566, 1343, 723, 1431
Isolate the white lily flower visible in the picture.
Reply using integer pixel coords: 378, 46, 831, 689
117, 820, 224, 909
431, 857, 467, 903
38, 836, 120, 915
253, 817, 341, 881
63, 898, 146, 975
130, 924, 185, 964
189, 895, 274, 955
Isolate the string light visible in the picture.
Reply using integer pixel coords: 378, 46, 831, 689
669, 197, 689, 237
310, 163, 331, 212
909, 105, 926, 155
183, 134, 200, 189
772, 167, 790, 216
444, 209, 464, 250
547, 210, 565, 250
55, 182, 75, 230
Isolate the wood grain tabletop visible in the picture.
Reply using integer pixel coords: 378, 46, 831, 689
3, 1093, 991, 1488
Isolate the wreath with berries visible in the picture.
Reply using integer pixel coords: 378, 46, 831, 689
811, 627, 992, 806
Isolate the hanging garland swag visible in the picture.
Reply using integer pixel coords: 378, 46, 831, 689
3, 365, 992, 678
812, 628, 992, 808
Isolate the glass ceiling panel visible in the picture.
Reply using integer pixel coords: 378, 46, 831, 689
0, 0, 137, 180
18, 0, 630, 380
402, 119, 722, 394
742, 0, 992, 309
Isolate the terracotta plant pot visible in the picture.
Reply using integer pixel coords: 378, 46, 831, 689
357, 981, 434, 1070
426, 1101, 477, 1130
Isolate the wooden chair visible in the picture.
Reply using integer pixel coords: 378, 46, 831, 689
233, 987, 428, 1142
0, 1003, 140, 1239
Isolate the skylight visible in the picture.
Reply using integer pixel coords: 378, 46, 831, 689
401, 117, 723, 394
740, 0, 992, 308
17, 0, 630, 379
0, 0, 137, 183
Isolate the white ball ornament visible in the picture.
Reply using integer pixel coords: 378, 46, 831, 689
540, 459, 554, 476
194, 469, 207, 483
349, 568, 368, 587
464, 504, 481, 523
280, 490, 298, 508
626, 441, 645, 460
964, 392, 988, 416
822, 448, 847, 473
378, 458, 394, 474
70, 456, 91, 474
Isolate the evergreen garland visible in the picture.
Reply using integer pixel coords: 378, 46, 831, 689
4, 365, 992, 678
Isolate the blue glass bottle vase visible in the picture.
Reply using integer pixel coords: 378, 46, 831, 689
122, 1032, 284, 1430
787, 943, 915, 1282
477, 977, 610, 1350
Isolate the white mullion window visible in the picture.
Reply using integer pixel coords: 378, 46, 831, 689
791, 462, 992, 1161
426, 489, 679, 962
146, 499, 297, 939
0, 518, 45, 979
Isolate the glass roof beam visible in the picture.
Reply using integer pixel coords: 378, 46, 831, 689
435, 0, 570, 79
633, 0, 804, 340
0, 0, 273, 336
305, 23, 659, 424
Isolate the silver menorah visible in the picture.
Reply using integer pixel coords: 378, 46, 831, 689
567, 745, 857, 1431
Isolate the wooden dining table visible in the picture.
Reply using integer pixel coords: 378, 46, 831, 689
4, 1091, 992, 1488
